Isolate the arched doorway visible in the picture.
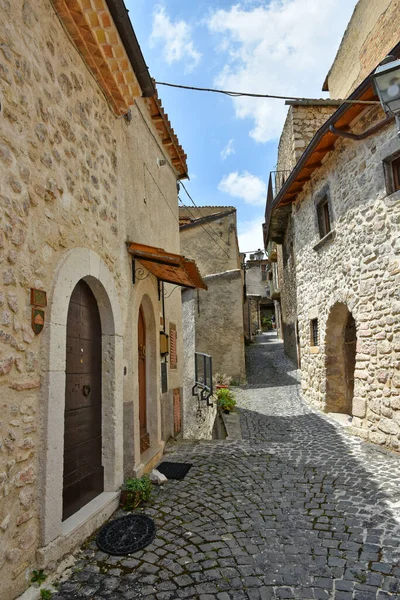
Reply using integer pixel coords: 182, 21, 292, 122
325, 302, 357, 415
63, 279, 103, 520
138, 305, 150, 454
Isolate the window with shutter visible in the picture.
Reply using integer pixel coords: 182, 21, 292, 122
169, 324, 177, 369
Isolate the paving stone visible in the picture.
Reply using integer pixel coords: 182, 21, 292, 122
53, 334, 400, 600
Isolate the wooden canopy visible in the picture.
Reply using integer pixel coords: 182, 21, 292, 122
127, 242, 207, 290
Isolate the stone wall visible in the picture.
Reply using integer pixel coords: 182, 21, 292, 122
294, 107, 400, 451
324, 0, 400, 99
180, 209, 246, 382
196, 271, 246, 383
277, 104, 339, 173
0, 2, 184, 598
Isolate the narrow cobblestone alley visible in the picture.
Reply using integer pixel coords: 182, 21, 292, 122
53, 333, 400, 600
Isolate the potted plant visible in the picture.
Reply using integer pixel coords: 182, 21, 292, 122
216, 387, 236, 413
120, 475, 152, 510
213, 373, 232, 390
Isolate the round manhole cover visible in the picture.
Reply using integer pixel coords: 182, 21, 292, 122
96, 514, 156, 555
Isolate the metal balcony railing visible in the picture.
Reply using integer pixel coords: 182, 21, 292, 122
192, 352, 213, 406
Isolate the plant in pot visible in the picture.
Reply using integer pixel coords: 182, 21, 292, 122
120, 475, 152, 511
213, 372, 232, 390
216, 387, 236, 413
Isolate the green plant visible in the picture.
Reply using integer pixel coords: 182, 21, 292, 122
216, 387, 236, 413
262, 317, 272, 331
120, 475, 152, 510
40, 589, 53, 600
31, 570, 47, 586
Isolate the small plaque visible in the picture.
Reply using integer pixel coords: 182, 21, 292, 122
31, 288, 47, 307
32, 308, 45, 335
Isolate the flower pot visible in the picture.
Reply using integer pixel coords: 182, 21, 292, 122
120, 489, 142, 510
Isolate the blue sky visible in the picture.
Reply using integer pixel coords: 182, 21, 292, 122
126, 0, 358, 255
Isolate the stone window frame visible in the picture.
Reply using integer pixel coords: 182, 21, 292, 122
383, 149, 400, 195
313, 184, 336, 251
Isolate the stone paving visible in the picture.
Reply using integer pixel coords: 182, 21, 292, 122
53, 333, 400, 600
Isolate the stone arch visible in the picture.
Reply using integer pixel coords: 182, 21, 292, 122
123, 277, 162, 478
325, 302, 357, 415
40, 248, 123, 548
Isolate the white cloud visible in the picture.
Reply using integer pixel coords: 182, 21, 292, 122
150, 6, 201, 73
207, 0, 358, 142
218, 171, 267, 205
221, 139, 235, 160
238, 218, 265, 254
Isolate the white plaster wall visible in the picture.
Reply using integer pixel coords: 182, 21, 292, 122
181, 289, 216, 439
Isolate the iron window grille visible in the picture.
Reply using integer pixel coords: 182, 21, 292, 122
192, 352, 213, 406
316, 196, 331, 239
310, 318, 319, 347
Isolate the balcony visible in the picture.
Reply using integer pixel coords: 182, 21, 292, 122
264, 170, 293, 247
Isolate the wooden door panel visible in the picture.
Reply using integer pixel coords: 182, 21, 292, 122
63, 280, 103, 521
65, 375, 101, 411
64, 407, 101, 449
138, 306, 148, 452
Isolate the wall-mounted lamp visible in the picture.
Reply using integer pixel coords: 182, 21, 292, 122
373, 55, 400, 138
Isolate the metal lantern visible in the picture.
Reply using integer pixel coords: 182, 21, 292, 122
373, 55, 400, 136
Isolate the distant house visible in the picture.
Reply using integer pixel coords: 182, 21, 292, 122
179, 206, 246, 437
242, 250, 274, 341
264, 1, 400, 450
0, 2, 206, 599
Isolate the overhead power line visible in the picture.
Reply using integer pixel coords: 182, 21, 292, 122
178, 198, 231, 259
179, 181, 231, 250
155, 81, 380, 105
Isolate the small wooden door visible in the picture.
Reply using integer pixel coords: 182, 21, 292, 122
63, 280, 103, 521
138, 306, 149, 454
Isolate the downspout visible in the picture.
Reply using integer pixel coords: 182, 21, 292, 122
105, 0, 155, 97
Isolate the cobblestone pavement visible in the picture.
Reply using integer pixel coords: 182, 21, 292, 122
53, 333, 400, 600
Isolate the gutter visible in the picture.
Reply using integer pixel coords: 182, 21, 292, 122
105, 0, 155, 98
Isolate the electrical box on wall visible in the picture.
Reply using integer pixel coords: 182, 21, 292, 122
160, 331, 169, 356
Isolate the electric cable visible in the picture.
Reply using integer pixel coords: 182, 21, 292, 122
179, 181, 231, 247
179, 198, 231, 259
155, 81, 381, 105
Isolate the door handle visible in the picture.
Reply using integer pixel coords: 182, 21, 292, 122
82, 385, 91, 397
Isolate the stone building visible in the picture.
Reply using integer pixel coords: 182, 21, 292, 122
0, 2, 206, 599
180, 206, 245, 370
242, 251, 273, 341
264, 1, 400, 451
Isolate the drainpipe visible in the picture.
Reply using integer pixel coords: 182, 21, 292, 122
105, 0, 155, 98
329, 115, 393, 141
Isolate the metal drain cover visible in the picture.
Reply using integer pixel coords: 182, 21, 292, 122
96, 514, 156, 555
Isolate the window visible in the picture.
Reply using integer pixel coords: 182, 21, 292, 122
391, 157, 400, 192
310, 318, 319, 347
316, 196, 331, 239
261, 264, 267, 281
384, 152, 400, 195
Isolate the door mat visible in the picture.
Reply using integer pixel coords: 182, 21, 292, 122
157, 462, 192, 480
96, 514, 156, 555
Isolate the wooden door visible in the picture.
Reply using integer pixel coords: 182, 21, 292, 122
63, 280, 103, 521
138, 306, 149, 454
